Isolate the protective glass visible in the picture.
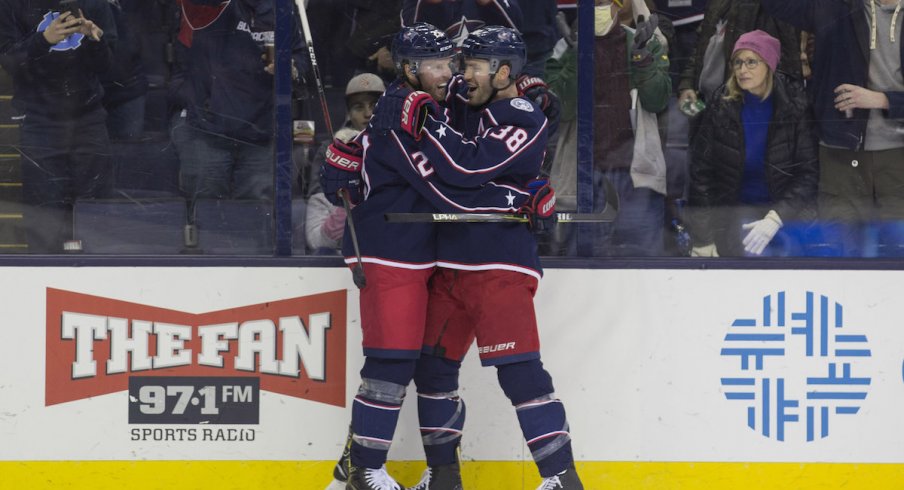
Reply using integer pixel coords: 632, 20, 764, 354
463, 58, 492, 78
418, 56, 456, 75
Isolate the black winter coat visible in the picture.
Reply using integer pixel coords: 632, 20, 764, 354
689, 74, 818, 246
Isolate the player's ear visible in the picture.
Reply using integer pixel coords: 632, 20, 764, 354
494, 64, 511, 87
403, 64, 418, 84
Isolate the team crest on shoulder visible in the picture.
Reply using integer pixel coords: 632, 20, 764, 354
510, 98, 534, 112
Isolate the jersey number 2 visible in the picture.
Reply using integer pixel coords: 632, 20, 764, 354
412, 151, 434, 177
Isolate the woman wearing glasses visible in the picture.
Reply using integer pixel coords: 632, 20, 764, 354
688, 30, 818, 256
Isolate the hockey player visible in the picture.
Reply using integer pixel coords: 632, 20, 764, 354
320, 23, 540, 490
397, 26, 583, 489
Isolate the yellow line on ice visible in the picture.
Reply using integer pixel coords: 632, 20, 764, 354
2, 461, 904, 489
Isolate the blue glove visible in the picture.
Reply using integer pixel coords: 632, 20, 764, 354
520, 179, 557, 236
320, 138, 363, 206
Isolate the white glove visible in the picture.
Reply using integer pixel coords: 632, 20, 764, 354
741, 210, 783, 255
691, 243, 719, 257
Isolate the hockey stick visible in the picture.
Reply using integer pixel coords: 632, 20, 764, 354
339, 189, 367, 289
384, 210, 615, 223
385, 176, 620, 224
297, 1, 367, 288
295, 0, 334, 137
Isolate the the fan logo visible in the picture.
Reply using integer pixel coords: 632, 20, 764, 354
45, 288, 347, 408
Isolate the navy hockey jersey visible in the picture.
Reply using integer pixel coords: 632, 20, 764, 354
416, 96, 548, 278
342, 80, 530, 268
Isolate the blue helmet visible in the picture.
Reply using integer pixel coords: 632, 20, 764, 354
391, 23, 455, 75
461, 26, 526, 79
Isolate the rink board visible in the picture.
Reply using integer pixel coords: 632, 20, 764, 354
1, 267, 904, 489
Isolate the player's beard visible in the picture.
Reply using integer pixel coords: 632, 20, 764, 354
406, 68, 448, 102
466, 79, 493, 107
421, 78, 447, 102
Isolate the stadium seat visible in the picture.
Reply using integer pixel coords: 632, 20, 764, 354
874, 220, 904, 257
775, 221, 882, 258
73, 198, 187, 254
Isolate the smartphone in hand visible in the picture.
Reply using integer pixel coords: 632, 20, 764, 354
58, 0, 81, 18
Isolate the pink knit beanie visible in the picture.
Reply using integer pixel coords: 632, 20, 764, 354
732, 30, 781, 73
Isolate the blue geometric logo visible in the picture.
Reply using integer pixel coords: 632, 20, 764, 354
37, 12, 85, 52
720, 291, 871, 442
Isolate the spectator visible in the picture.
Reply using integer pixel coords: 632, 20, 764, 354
677, 0, 801, 111
688, 30, 818, 257
0, 0, 117, 253
654, 0, 706, 90
762, 0, 904, 256
304, 73, 384, 254
520, 0, 559, 77
172, 0, 306, 212
544, 18, 579, 256
590, 0, 672, 256
338, 0, 402, 85
101, 0, 148, 141
544, 0, 672, 257
620, 0, 674, 49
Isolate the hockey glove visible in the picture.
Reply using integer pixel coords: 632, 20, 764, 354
516, 75, 561, 138
631, 14, 659, 68
320, 138, 364, 206
442, 73, 470, 128
741, 210, 782, 256
400, 90, 438, 140
444, 73, 469, 106
520, 179, 557, 236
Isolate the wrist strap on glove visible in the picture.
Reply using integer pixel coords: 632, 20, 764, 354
325, 140, 362, 171
521, 179, 557, 236
401, 91, 435, 140
516, 75, 547, 95
529, 182, 556, 219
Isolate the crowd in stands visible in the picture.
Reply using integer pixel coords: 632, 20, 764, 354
0, 0, 902, 257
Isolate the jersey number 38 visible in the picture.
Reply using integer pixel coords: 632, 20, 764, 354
488, 126, 529, 153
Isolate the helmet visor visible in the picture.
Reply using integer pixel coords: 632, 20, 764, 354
417, 56, 457, 76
